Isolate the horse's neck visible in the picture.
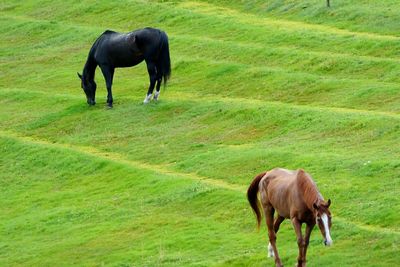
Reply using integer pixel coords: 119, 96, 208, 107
83, 52, 97, 82
297, 171, 322, 210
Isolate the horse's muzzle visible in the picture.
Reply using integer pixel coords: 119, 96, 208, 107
324, 239, 332, 246
87, 99, 96, 105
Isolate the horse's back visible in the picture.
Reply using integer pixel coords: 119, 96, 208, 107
263, 168, 297, 186
260, 168, 300, 218
93, 27, 164, 67
93, 30, 144, 67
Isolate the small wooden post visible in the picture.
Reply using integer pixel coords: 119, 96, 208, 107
327, 0, 330, 7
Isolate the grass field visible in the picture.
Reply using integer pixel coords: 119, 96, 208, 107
1, 0, 399, 266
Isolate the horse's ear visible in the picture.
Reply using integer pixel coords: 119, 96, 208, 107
77, 72, 82, 80
313, 202, 319, 210
326, 199, 331, 208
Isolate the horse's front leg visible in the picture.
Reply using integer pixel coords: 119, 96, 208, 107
144, 62, 157, 104
292, 218, 305, 267
302, 223, 315, 267
263, 207, 284, 267
100, 65, 114, 107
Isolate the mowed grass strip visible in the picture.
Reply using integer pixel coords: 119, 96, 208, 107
204, 0, 400, 37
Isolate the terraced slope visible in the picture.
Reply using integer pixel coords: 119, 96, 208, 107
1, 1, 399, 266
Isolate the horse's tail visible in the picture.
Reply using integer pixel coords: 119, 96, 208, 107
247, 172, 267, 229
158, 31, 171, 86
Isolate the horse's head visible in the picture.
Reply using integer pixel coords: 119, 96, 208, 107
313, 199, 332, 246
77, 72, 96, 105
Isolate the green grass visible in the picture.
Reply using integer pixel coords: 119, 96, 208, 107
1, 0, 399, 266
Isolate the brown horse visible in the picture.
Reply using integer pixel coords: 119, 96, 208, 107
247, 168, 332, 267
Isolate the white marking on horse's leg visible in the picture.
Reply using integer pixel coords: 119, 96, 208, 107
153, 91, 160, 101
143, 94, 152, 104
321, 213, 333, 246
268, 242, 275, 258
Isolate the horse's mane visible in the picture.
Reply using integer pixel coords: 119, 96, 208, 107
83, 30, 118, 76
83, 33, 105, 81
297, 169, 322, 210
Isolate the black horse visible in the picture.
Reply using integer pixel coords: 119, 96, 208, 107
77, 27, 171, 107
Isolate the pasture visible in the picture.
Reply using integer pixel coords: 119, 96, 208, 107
1, 0, 399, 266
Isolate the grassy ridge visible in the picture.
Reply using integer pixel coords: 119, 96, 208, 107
2, 1, 400, 112
0, 136, 257, 266
193, 0, 400, 36
1, 0, 399, 266
1, 135, 399, 266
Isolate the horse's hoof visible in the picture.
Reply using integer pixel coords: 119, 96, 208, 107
143, 94, 152, 104
153, 91, 160, 101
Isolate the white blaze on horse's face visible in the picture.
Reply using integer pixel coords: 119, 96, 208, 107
318, 213, 333, 246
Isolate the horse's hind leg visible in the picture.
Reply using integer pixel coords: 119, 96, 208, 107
144, 61, 157, 104
263, 206, 284, 267
268, 215, 285, 258
153, 75, 162, 101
